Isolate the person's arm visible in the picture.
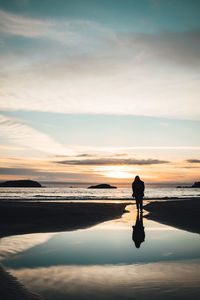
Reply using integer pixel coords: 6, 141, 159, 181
132, 182, 135, 197
142, 182, 145, 196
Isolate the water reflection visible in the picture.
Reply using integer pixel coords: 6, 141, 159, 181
0, 205, 200, 300
7, 260, 200, 300
0, 233, 55, 261
132, 211, 145, 248
1, 206, 200, 268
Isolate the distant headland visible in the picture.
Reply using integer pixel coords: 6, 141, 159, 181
88, 184, 117, 189
177, 181, 200, 188
0, 180, 42, 188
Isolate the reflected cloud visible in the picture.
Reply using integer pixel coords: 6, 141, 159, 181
7, 260, 200, 300
0, 233, 55, 261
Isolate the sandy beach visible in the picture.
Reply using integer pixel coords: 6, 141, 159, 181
144, 198, 200, 234
1, 199, 200, 237
0, 201, 128, 238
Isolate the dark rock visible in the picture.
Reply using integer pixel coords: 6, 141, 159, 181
176, 181, 200, 188
0, 180, 42, 188
88, 184, 117, 189
191, 181, 200, 188
176, 186, 188, 188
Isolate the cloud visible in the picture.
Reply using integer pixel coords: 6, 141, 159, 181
0, 10, 200, 119
0, 9, 54, 38
0, 145, 23, 151
76, 154, 95, 158
0, 166, 107, 183
0, 114, 72, 155
182, 166, 200, 169
1, 56, 199, 120
0, 167, 40, 175
122, 30, 200, 69
186, 159, 200, 163
0, 9, 115, 47
56, 158, 169, 165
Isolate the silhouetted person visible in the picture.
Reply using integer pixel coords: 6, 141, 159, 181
132, 211, 145, 248
132, 175, 145, 211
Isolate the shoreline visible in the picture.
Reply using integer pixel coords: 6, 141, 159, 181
144, 198, 200, 234
0, 202, 128, 238
1, 196, 200, 202
0, 198, 199, 237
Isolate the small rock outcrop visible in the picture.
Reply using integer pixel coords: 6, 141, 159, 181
191, 181, 200, 188
0, 180, 42, 188
88, 184, 117, 189
177, 181, 200, 188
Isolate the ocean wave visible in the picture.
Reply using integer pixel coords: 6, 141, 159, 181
1, 196, 199, 202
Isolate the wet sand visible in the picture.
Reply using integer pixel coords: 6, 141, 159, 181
144, 198, 200, 234
0, 201, 128, 238
0, 263, 43, 300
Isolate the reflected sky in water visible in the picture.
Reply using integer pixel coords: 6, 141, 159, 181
0, 205, 200, 299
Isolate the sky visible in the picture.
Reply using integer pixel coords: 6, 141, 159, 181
0, 0, 200, 186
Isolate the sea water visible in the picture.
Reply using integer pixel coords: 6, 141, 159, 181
0, 205, 200, 299
0, 186, 200, 201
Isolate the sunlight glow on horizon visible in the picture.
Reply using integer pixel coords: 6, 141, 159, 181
93, 165, 156, 180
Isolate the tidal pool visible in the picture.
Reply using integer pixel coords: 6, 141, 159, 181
0, 205, 200, 299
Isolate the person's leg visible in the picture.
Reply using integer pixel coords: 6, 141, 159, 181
135, 197, 139, 210
140, 197, 143, 211
139, 197, 143, 211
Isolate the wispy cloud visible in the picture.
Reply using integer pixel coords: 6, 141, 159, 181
0, 9, 115, 46
0, 114, 72, 155
0, 167, 44, 175
0, 10, 200, 119
122, 30, 200, 68
0, 145, 23, 151
54, 146, 200, 156
0, 166, 106, 182
56, 158, 169, 165
0, 9, 54, 38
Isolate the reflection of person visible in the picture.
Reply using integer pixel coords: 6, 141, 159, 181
132, 175, 145, 211
132, 211, 145, 248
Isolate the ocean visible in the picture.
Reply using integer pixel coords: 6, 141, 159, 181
0, 186, 199, 202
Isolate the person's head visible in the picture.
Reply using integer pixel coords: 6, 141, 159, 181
134, 240, 141, 248
134, 175, 140, 182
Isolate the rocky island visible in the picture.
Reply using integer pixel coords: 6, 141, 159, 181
191, 181, 200, 188
88, 184, 117, 189
177, 181, 200, 188
0, 180, 42, 188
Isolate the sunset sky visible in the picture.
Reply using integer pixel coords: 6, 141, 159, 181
0, 0, 200, 185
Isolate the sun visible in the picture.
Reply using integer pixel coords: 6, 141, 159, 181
93, 165, 139, 179
103, 171, 133, 179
